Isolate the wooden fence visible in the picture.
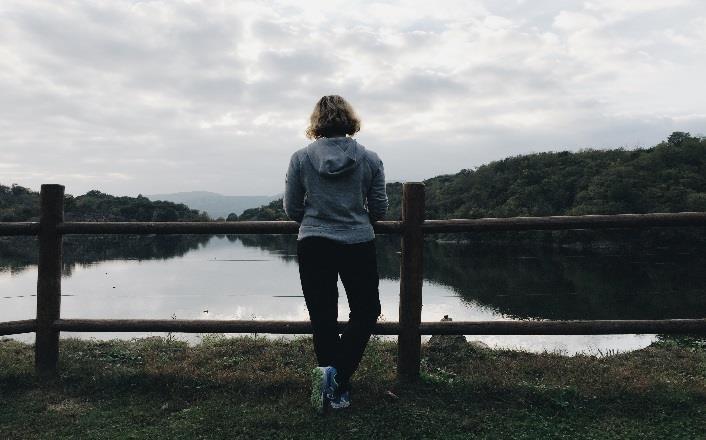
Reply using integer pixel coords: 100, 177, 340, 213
1, 183, 706, 380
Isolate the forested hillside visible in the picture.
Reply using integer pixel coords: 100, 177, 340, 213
0, 186, 209, 222
238, 199, 285, 221
2, 132, 703, 224
238, 132, 706, 221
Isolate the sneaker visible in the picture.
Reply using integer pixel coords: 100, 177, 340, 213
311, 366, 338, 414
329, 390, 351, 409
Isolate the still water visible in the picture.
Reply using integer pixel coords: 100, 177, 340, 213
2, 234, 705, 355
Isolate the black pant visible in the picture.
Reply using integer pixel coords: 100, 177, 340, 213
297, 236, 381, 389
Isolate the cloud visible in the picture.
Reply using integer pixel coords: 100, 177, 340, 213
0, 0, 704, 196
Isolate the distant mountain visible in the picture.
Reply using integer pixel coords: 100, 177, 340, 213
146, 191, 281, 219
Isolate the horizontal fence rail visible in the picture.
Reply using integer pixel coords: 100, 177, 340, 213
422, 212, 706, 233
0, 222, 40, 236
53, 319, 401, 334
57, 220, 403, 235
1, 183, 705, 380
0, 319, 37, 336
49, 318, 706, 335
419, 319, 706, 335
6, 318, 706, 338
5, 212, 706, 237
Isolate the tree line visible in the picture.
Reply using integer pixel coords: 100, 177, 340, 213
239, 132, 706, 221
3, 132, 704, 226
0, 186, 209, 222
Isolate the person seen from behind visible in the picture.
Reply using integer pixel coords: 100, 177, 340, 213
284, 95, 388, 413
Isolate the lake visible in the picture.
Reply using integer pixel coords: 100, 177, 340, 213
2, 233, 705, 355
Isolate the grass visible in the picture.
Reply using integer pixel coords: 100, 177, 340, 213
1, 334, 705, 439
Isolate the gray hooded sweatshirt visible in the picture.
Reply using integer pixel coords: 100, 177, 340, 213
284, 136, 388, 243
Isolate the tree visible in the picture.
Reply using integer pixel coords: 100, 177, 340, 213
152, 207, 179, 222
668, 131, 692, 147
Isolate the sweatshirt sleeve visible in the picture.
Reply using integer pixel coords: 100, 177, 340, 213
283, 153, 305, 223
367, 157, 388, 222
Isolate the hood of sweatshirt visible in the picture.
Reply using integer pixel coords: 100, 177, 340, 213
305, 137, 363, 177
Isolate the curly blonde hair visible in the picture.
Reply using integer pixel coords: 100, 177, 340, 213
305, 95, 361, 139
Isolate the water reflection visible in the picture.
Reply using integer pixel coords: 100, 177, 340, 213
241, 234, 706, 320
420, 240, 706, 320
0, 235, 210, 275
1, 234, 704, 354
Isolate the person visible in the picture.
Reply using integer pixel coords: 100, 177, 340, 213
283, 95, 388, 413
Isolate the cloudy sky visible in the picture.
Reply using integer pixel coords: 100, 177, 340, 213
1, 0, 705, 196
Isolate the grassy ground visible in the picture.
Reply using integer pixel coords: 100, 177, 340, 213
1, 334, 705, 439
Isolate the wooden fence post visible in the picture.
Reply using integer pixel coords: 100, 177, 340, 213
35, 184, 64, 376
397, 182, 425, 381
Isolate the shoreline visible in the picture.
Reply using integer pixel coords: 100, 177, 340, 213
1, 331, 659, 357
